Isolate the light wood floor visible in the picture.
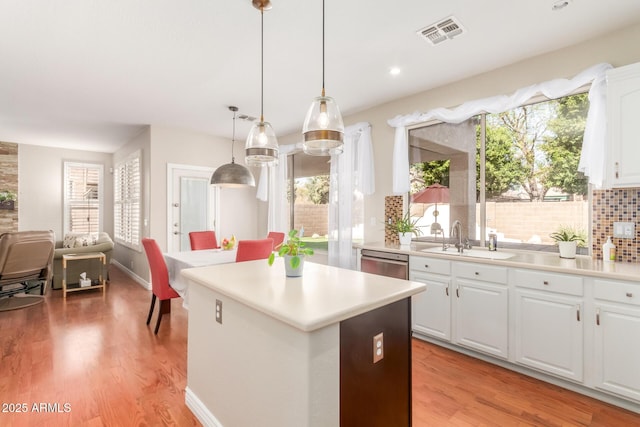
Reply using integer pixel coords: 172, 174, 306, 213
1, 265, 639, 426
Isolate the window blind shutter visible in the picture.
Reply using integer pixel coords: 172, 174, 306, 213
114, 151, 141, 249
64, 162, 102, 235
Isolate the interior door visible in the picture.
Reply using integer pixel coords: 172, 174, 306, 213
168, 164, 219, 252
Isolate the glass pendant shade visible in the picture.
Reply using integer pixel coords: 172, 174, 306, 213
210, 161, 255, 187
245, 2, 279, 166
245, 119, 279, 167
302, 94, 344, 155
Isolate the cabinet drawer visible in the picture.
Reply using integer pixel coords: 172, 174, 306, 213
514, 269, 583, 296
594, 280, 640, 306
455, 262, 507, 284
410, 256, 451, 276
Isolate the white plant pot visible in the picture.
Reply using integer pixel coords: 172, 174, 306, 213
398, 232, 413, 246
284, 255, 305, 277
557, 241, 577, 259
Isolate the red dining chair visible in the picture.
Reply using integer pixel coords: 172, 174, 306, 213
235, 238, 274, 262
189, 231, 219, 250
142, 238, 181, 334
266, 232, 285, 250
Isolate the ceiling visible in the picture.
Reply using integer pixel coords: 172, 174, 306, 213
1, 0, 639, 153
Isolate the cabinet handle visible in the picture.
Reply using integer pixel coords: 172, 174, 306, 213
615, 162, 619, 179
626, 292, 633, 298
445, 286, 449, 296
424, 264, 429, 268
596, 308, 600, 326
474, 271, 479, 276
456, 286, 460, 298
543, 280, 549, 285
576, 305, 581, 322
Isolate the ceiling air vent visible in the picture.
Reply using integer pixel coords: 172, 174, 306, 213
417, 16, 465, 46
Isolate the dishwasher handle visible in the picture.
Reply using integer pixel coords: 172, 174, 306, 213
361, 256, 409, 267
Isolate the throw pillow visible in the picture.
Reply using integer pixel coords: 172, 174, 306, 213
73, 235, 98, 248
63, 234, 79, 248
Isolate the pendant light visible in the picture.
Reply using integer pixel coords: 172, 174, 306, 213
211, 106, 256, 188
245, 0, 279, 167
302, 0, 344, 156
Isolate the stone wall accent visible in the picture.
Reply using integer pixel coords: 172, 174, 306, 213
0, 142, 18, 233
384, 195, 403, 245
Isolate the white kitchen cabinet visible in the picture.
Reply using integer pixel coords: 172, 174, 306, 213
513, 269, 584, 382
594, 279, 640, 402
410, 256, 451, 341
453, 262, 509, 359
606, 61, 640, 187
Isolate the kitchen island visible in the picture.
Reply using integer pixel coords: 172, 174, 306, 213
181, 259, 425, 427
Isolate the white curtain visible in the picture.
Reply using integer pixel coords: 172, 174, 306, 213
256, 143, 300, 232
328, 122, 375, 269
387, 63, 613, 193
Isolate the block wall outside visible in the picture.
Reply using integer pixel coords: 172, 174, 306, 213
293, 204, 329, 237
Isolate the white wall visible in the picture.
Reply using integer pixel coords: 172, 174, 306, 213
271, 21, 640, 244
148, 126, 260, 249
18, 144, 113, 240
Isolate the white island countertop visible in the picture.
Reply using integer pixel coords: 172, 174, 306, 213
181, 259, 425, 332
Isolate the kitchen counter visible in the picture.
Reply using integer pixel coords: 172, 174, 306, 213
182, 259, 425, 332
182, 260, 425, 427
357, 242, 640, 283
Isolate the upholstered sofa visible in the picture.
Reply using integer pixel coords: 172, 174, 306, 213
51, 232, 114, 290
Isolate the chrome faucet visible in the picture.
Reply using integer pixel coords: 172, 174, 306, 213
450, 220, 472, 253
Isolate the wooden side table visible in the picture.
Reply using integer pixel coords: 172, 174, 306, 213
61, 252, 107, 299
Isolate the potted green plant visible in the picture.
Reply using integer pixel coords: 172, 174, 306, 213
388, 210, 422, 245
0, 190, 16, 210
550, 225, 586, 259
268, 229, 314, 277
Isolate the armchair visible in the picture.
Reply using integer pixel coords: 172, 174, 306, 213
0, 230, 55, 297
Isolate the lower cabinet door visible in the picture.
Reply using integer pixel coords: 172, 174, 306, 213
411, 274, 451, 341
594, 303, 640, 402
514, 289, 584, 382
453, 279, 508, 359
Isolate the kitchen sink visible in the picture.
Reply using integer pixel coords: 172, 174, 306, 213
420, 246, 515, 260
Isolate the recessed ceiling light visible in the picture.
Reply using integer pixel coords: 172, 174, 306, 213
390, 67, 401, 76
552, 0, 571, 11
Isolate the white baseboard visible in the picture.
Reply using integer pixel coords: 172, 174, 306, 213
111, 260, 150, 290
185, 387, 223, 427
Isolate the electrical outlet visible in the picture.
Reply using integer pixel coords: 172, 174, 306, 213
613, 222, 635, 239
215, 299, 223, 324
373, 332, 384, 363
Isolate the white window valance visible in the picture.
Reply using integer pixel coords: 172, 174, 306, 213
387, 62, 613, 193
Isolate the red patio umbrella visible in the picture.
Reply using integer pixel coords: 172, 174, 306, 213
411, 183, 450, 204
411, 183, 450, 234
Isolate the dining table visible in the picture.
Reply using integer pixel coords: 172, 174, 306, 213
164, 248, 237, 306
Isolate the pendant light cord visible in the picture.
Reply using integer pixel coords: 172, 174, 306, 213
260, 8, 265, 122
322, 0, 325, 93
231, 109, 236, 163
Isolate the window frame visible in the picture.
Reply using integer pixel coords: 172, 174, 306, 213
63, 161, 104, 236
114, 150, 142, 251
408, 91, 591, 252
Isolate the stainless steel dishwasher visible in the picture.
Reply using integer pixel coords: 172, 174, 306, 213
360, 249, 409, 280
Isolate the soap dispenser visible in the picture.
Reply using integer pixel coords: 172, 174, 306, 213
602, 236, 616, 263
